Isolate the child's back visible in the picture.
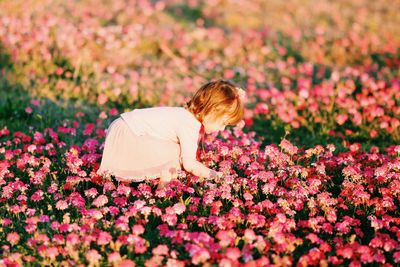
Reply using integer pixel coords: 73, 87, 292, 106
120, 106, 201, 143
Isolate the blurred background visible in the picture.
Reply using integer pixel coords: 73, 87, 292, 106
1, 0, 399, 150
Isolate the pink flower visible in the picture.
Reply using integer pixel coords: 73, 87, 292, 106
66, 233, 80, 246
337, 246, 353, 259
31, 99, 41, 106
40, 215, 49, 223
262, 181, 276, 195
326, 209, 337, 223
44, 247, 59, 261
279, 139, 298, 155
172, 203, 186, 215
210, 201, 222, 215
238, 155, 251, 165
117, 184, 131, 196
92, 194, 108, 207
25, 106, 33, 114
243, 229, 257, 244
394, 145, 400, 154
118, 259, 136, 267
298, 255, 311, 266
226, 247, 241, 261
369, 129, 378, 138
86, 249, 101, 264
373, 250, 386, 263
162, 213, 177, 226
88, 209, 103, 220
6, 232, 20, 246
306, 233, 321, 244
247, 213, 266, 228
97, 94, 108, 105
191, 248, 210, 265
243, 192, 253, 201
132, 224, 145, 235
152, 244, 169, 256
336, 114, 348, 125
166, 259, 185, 267
256, 171, 274, 182
255, 103, 269, 115
368, 215, 383, 230
97, 231, 112, 246
369, 237, 383, 248
131, 236, 147, 254
55, 200, 68, 210
216, 230, 237, 247
107, 252, 121, 264
220, 145, 229, 156
84, 188, 98, 198
383, 239, 396, 252
99, 111, 107, 119
59, 223, 70, 233
103, 181, 116, 192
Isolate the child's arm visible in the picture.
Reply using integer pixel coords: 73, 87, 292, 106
177, 124, 221, 180
181, 157, 220, 180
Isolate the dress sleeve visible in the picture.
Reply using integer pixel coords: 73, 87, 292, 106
176, 122, 199, 161
176, 120, 213, 178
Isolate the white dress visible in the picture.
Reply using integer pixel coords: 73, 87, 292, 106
96, 107, 202, 182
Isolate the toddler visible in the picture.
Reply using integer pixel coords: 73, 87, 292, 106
96, 79, 245, 186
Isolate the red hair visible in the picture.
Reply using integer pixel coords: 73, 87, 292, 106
186, 79, 244, 125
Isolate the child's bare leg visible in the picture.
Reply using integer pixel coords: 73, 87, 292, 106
157, 167, 178, 189
158, 169, 172, 189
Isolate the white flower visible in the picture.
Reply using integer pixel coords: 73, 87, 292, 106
236, 87, 246, 101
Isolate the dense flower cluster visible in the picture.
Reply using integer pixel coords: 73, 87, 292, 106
0, 116, 399, 266
1, 0, 399, 142
0, 0, 399, 266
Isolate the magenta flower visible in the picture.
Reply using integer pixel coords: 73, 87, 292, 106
394, 251, 400, 263
31, 190, 44, 202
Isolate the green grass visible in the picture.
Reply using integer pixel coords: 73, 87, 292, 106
0, 78, 101, 134
248, 116, 396, 154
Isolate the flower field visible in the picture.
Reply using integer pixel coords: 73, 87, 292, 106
0, 0, 400, 266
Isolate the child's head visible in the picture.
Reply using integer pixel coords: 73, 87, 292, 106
186, 79, 245, 133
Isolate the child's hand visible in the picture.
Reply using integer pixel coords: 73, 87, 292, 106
209, 170, 223, 181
